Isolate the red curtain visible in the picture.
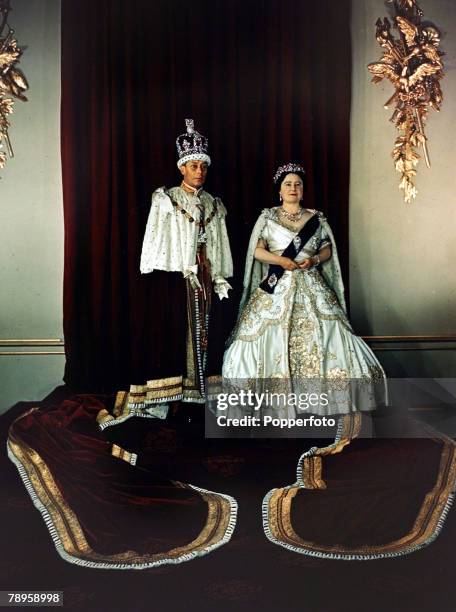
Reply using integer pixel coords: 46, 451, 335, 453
61, 0, 352, 389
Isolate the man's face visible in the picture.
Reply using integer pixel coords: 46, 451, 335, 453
180, 160, 208, 189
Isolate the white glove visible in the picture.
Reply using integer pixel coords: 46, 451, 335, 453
213, 277, 233, 300
183, 265, 202, 290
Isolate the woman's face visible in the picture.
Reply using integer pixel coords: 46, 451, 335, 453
279, 173, 303, 205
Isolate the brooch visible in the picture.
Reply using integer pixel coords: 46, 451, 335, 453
267, 274, 278, 288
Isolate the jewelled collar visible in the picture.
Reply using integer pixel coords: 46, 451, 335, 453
165, 189, 218, 226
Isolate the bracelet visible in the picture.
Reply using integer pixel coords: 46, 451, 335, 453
313, 254, 321, 266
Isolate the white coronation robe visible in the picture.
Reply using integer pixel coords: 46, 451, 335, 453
140, 186, 233, 293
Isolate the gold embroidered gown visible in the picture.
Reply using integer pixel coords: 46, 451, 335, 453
222, 208, 386, 416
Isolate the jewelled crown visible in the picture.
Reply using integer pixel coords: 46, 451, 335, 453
176, 119, 211, 168
273, 163, 305, 183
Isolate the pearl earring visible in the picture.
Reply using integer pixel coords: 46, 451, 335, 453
279, 194, 283, 202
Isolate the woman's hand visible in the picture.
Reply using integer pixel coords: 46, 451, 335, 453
280, 257, 299, 271
298, 258, 314, 270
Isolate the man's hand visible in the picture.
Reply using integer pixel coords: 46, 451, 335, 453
183, 266, 202, 290
214, 278, 233, 300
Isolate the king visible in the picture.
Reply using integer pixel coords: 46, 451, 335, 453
118, 119, 233, 421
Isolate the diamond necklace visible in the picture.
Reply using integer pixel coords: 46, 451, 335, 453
279, 206, 305, 221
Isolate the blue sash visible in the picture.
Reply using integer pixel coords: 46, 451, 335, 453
259, 213, 320, 294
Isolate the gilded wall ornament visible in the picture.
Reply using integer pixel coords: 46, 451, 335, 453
0, 0, 28, 172
368, 0, 444, 203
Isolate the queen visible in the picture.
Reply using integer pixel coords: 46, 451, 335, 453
222, 163, 385, 416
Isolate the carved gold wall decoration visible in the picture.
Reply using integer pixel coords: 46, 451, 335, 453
0, 0, 28, 171
368, 0, 444, 203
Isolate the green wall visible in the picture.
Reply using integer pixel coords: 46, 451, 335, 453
0, 0, 64, 413
349, 0, 456, 376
